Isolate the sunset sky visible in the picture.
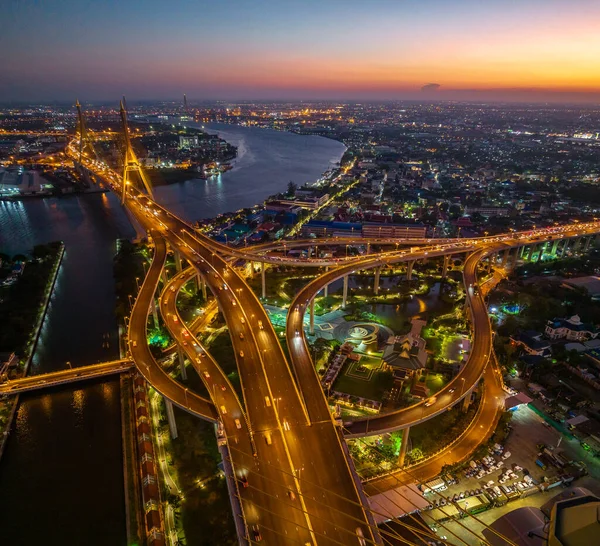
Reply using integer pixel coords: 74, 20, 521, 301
2, 0, 600, 103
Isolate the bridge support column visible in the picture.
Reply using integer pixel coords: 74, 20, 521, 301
442, 254, 450, 279
177, 347, 187, 381
164, 398, 178, 439
398, 427, 410, 467
462, 392, 471, 412
560, 239, 570, 258
309, 299, 315, 335
525, 245, 535, 262
261, 262, 266, 299
584, 236, 592, 252
323, 266, 329, 298
366, 242, 371, 255
406, 260, 415, 281
342, 275, 349, 309
551, 239, 559, 257
536, 243, 545, 263
374, 266, 381, 295
174, 251, 182, 272
501, 249, 510, 267
151, 298, 159, 328
199, 275, 207, 300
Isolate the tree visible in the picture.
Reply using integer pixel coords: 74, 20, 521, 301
287, 181, 297, 197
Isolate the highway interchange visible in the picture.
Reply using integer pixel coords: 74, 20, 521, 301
61, 116, 600, 545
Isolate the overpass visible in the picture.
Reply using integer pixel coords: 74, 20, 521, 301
67, 104, 600, 545
0, 359, 133, 395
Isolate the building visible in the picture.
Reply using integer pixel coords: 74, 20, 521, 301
362, 222, 427, 239
483, 488, 600, 546
178, 135, 198, 149
545, 315, 598, 341
510, 331, 552, 357
464, 205, 510, 217
0, 167, 50, 196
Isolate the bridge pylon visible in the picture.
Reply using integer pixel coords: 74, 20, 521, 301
119, 100, 154, 204
74, 99, 100, 166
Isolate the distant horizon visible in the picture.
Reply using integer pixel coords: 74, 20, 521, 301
2, 92, 599, 108
3, 1, 600, 105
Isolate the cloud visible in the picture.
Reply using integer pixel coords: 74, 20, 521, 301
421, 83, 441, 92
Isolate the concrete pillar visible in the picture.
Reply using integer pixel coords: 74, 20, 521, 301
462, 392, 471, 413
309, 299, 315, 335
261, 261, 266, 299
398, 427, 410, 467
374, 266, 382, 295
584, 236, 592, 252
174, 251, 182, 272
324, 266, 329, 298
519, 245, 526, 258
525, 245, 535, 262
177, 347, 187, 381
200, 275, 207, 300
406, 260, 415, 281
501, 249, 510, 267
151, 298, 159, 328
536, 243, 545, 263
342, 275, 349, 309
560, 239, 570, 258
551, 239, 559, 257
366, 242, 371, 255
442, 254, 450, 279
164, 397, 178, 439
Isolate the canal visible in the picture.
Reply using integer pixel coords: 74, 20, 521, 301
0, 126, 345, 544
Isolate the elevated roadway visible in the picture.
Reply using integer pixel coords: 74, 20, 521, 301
161, 265, 321, 545
287, 222, 600, 438
129, 194, 381, 545
0, 359, 133, 395
127, 232, 217, 422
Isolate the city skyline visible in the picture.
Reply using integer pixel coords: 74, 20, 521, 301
2, 0, 600, 103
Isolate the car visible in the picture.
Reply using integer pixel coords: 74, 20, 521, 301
192, 341, 197, 346
132, 340, 137, 348
251, 525, 262, 542
220, 385, 226, 391
182, 329, 189, 338
170, 286, 176, 292
287, 490, 296, 501
264, 432, 272, 445
231, 299, 236, 306
239, 475, 248, 488
258, 320, 263, 330
295, 329, 300, 337
239, 350, 244, 358
220, 405, 227, 415
282, 420, 291, 431
223, 284, 228, 290
239, 332, 244, 340
182, 341, 188, 346
265, 396, 271, 407
448, 388, 456, 394
240, 316, 245, 324
235, 418, 242, 429
356, 527, 366, 546
424, 396, 437, 407
203, 371, 210, 379
195, 357, 202, 364
172, 315, 178, 323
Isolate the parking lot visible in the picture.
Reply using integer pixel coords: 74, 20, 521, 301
418, 403, 600, 544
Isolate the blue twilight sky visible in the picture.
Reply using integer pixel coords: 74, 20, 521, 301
1, 0, 599, 102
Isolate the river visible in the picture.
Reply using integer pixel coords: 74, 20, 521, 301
0, 125, 345, 544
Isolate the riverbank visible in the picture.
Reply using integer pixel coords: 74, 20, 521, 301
0, 241, 64, 462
